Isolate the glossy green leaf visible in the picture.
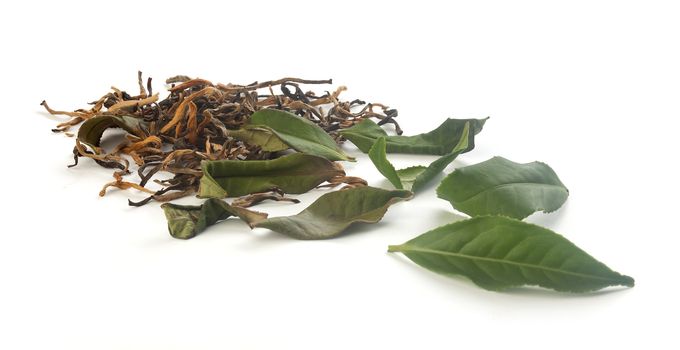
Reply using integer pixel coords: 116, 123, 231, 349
340, 117, 487, 155
368, 122, 471, 192
388, 216, 634, 292
437, 156, 569, 219
226, 125, 289, 152
161, 199, 267, 239
77, 114, 148, 148
199, 153, 344, 198
249, 109, 355, 161
253, 186, 413, 240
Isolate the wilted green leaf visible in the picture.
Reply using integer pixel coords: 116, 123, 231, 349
77, 114, 148, 148
388, 216, 634, 292
437, 156, 568, 219
340, 117, 486, 155
253, 186, 413, 240
368, 122, 471, 192
199, 153, 344, 198
161, 199, 267, 239
226, 125, 289, 152
250, 109, 354, 161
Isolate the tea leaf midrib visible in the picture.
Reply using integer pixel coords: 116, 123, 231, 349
456, 182, 568, 204
390, 245, 627, 284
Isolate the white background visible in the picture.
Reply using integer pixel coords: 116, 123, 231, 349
1, 1, 678, 349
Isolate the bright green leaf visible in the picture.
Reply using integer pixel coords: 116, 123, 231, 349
161, 199, 267, 239
388, 216, 634, 292
340, 117, 486, 155
437, 156, 568, 219
199, 153, 344, 198
253, 186, 413, 239
250, 109, 355, 161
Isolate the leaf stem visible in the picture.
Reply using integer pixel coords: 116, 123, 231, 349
387, 244, 405, 253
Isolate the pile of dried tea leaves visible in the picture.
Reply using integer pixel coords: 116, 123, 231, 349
42, 72, 398, 205
42, 73, 634, 293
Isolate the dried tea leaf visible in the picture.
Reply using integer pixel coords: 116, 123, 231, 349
250, 109, 355, 161
253, 186, 413, 239
199, 153, 344, 198
388, 216, 634, 292
340, 117, 486, 155
368, 122, 472, 192
437, 156, 569, 219
161, 199, 267, 239
77, 114, 148, 148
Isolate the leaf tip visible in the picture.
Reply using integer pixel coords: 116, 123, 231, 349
621, 275, 635, 288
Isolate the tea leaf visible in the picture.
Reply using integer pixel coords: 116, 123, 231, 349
254, 186, 413, 239
367, 137, 402, 189
368, 122, 471, 192
77, 114, 148, 148
395, 166, 427, 191
199, 153, 344, 198
162, 199, 267, 239
388, 216, 634, 292
226, 125, 289, 152
437, 156, 569, 219
340, 117, 486, 155
250, 109, 355, 161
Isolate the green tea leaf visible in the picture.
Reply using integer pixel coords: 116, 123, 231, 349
254, 186, 413, 240
388, 216, 634, 292
368, 137, 402, 189
77, 114, 148, 148
368, 122, 472, 192
250, 109, 355, 161
199, 153, 344, 198
226, 125, 289, 152
395, 166, 427, 191
161, 199, 267, 239
437, 156, 568, 219
340, 117, 486, 155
